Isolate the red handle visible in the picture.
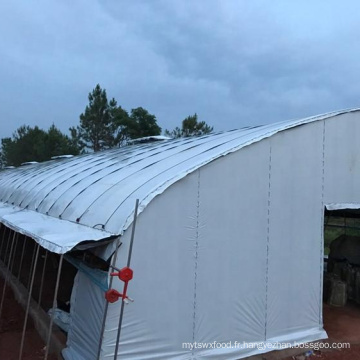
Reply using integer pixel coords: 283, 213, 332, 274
106, 267, 134, 303
110, 267, 133, 282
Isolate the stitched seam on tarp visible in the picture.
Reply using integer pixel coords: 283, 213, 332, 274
192, 170, 201, 358
265, 144, 272, 340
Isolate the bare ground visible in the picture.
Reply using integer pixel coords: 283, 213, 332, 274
0, 277, 57, 360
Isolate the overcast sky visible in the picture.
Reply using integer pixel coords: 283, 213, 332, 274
1, 1, 360, 138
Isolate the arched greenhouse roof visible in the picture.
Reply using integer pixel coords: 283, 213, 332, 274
0, 108, 358, 253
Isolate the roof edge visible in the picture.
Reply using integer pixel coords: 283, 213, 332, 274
118, 108, 360, 235
0, 202, 116, 254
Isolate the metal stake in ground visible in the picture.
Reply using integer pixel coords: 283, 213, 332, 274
19, 243, 40, 360
17, 236, 28, 280
2, 229, 15, 265
96, 236, 122, 360
10, 233, 19, 274
37, 249, 48, 309
27, 242, 38, 289
0, 227, 11, 263
0, 225, 7, 259
113, 199, 139, 360
44, 254, 64, 360
0, 231, 17, 319
0, 229, 13, 316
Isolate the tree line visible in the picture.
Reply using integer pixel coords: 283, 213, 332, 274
0, 84, 213, 167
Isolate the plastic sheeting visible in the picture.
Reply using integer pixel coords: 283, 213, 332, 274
68, 120, 345, 359
64, 255, 109, 291
48, 308, 71, 333
5, 109, 360, 359
325, 203, 360, 210
62, 272, 105, 360
62, 111, 360, 359
0, 108, 359, 255
96, 141, 328, 359
0, 203, 115, 253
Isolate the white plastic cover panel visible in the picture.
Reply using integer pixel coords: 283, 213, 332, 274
67, 128, 332, 360
326, 203, 360, 210
323, 113, 360, 204
101, 172, 202, 360
0, 203, 114, 253
189, 141, 271, 357
62, 272, 105, 360
0, 109, 358, 253
61, 109, 360, 360
266, 123, 324, 339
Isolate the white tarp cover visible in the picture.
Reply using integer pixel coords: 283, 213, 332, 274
2, 109, 360, 359
0, 203, 114, 253
325, 203, 360, 210
62, 272, 105, 360
0, 108, 357, 255
65, 111, 360, 359
96, 136, 328, 360
47, 110, 360, 359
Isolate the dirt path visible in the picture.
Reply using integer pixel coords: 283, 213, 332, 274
3, 272, 360, 360
282, 303, 360, 360
0, 277, 58, 360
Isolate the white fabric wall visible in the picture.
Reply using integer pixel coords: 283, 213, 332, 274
63, 112, 360, 359
191, 140, 270, 359
266, 122, 324, 339
323, 113, 360, 204
62, 272, 105, 360
101, 130, 327, 359
102, 173, 200, 359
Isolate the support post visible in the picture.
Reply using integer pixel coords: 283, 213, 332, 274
27, 242, 37, 289
113, 199, 139, 360
10, 233, 19, 274
3, 229, 14, 266
18, 243, 40, 360
37, 249, 48, 309
0, 228, 11, 263
17, 236, 28, 280
0, 231, 16, 319
44, 254, 64, 360
0, 225, 7, 259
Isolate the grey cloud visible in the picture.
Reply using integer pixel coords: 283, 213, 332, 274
1, 0, 360, 139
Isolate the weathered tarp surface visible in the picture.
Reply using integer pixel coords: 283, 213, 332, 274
62, 109, 360, 359
1, 108, 357, 255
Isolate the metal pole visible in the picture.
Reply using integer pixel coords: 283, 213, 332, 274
0, 228, 11, 263
17, 236, 28, 280
0, 231, 16, 319
113, 199, 139, 360
19, 243, 40, 360
37, 249, 48, 309
44, 254, 64, 360
96, 237, 122, 360
0, 225, 6, 259
27, 242, 37, 289
1, 230, 15, 275
3, 229, 14, 267
10, 233, 19, 274
0, 226, 9, 260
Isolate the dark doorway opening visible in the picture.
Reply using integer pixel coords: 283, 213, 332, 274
323, 208, 360, 344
